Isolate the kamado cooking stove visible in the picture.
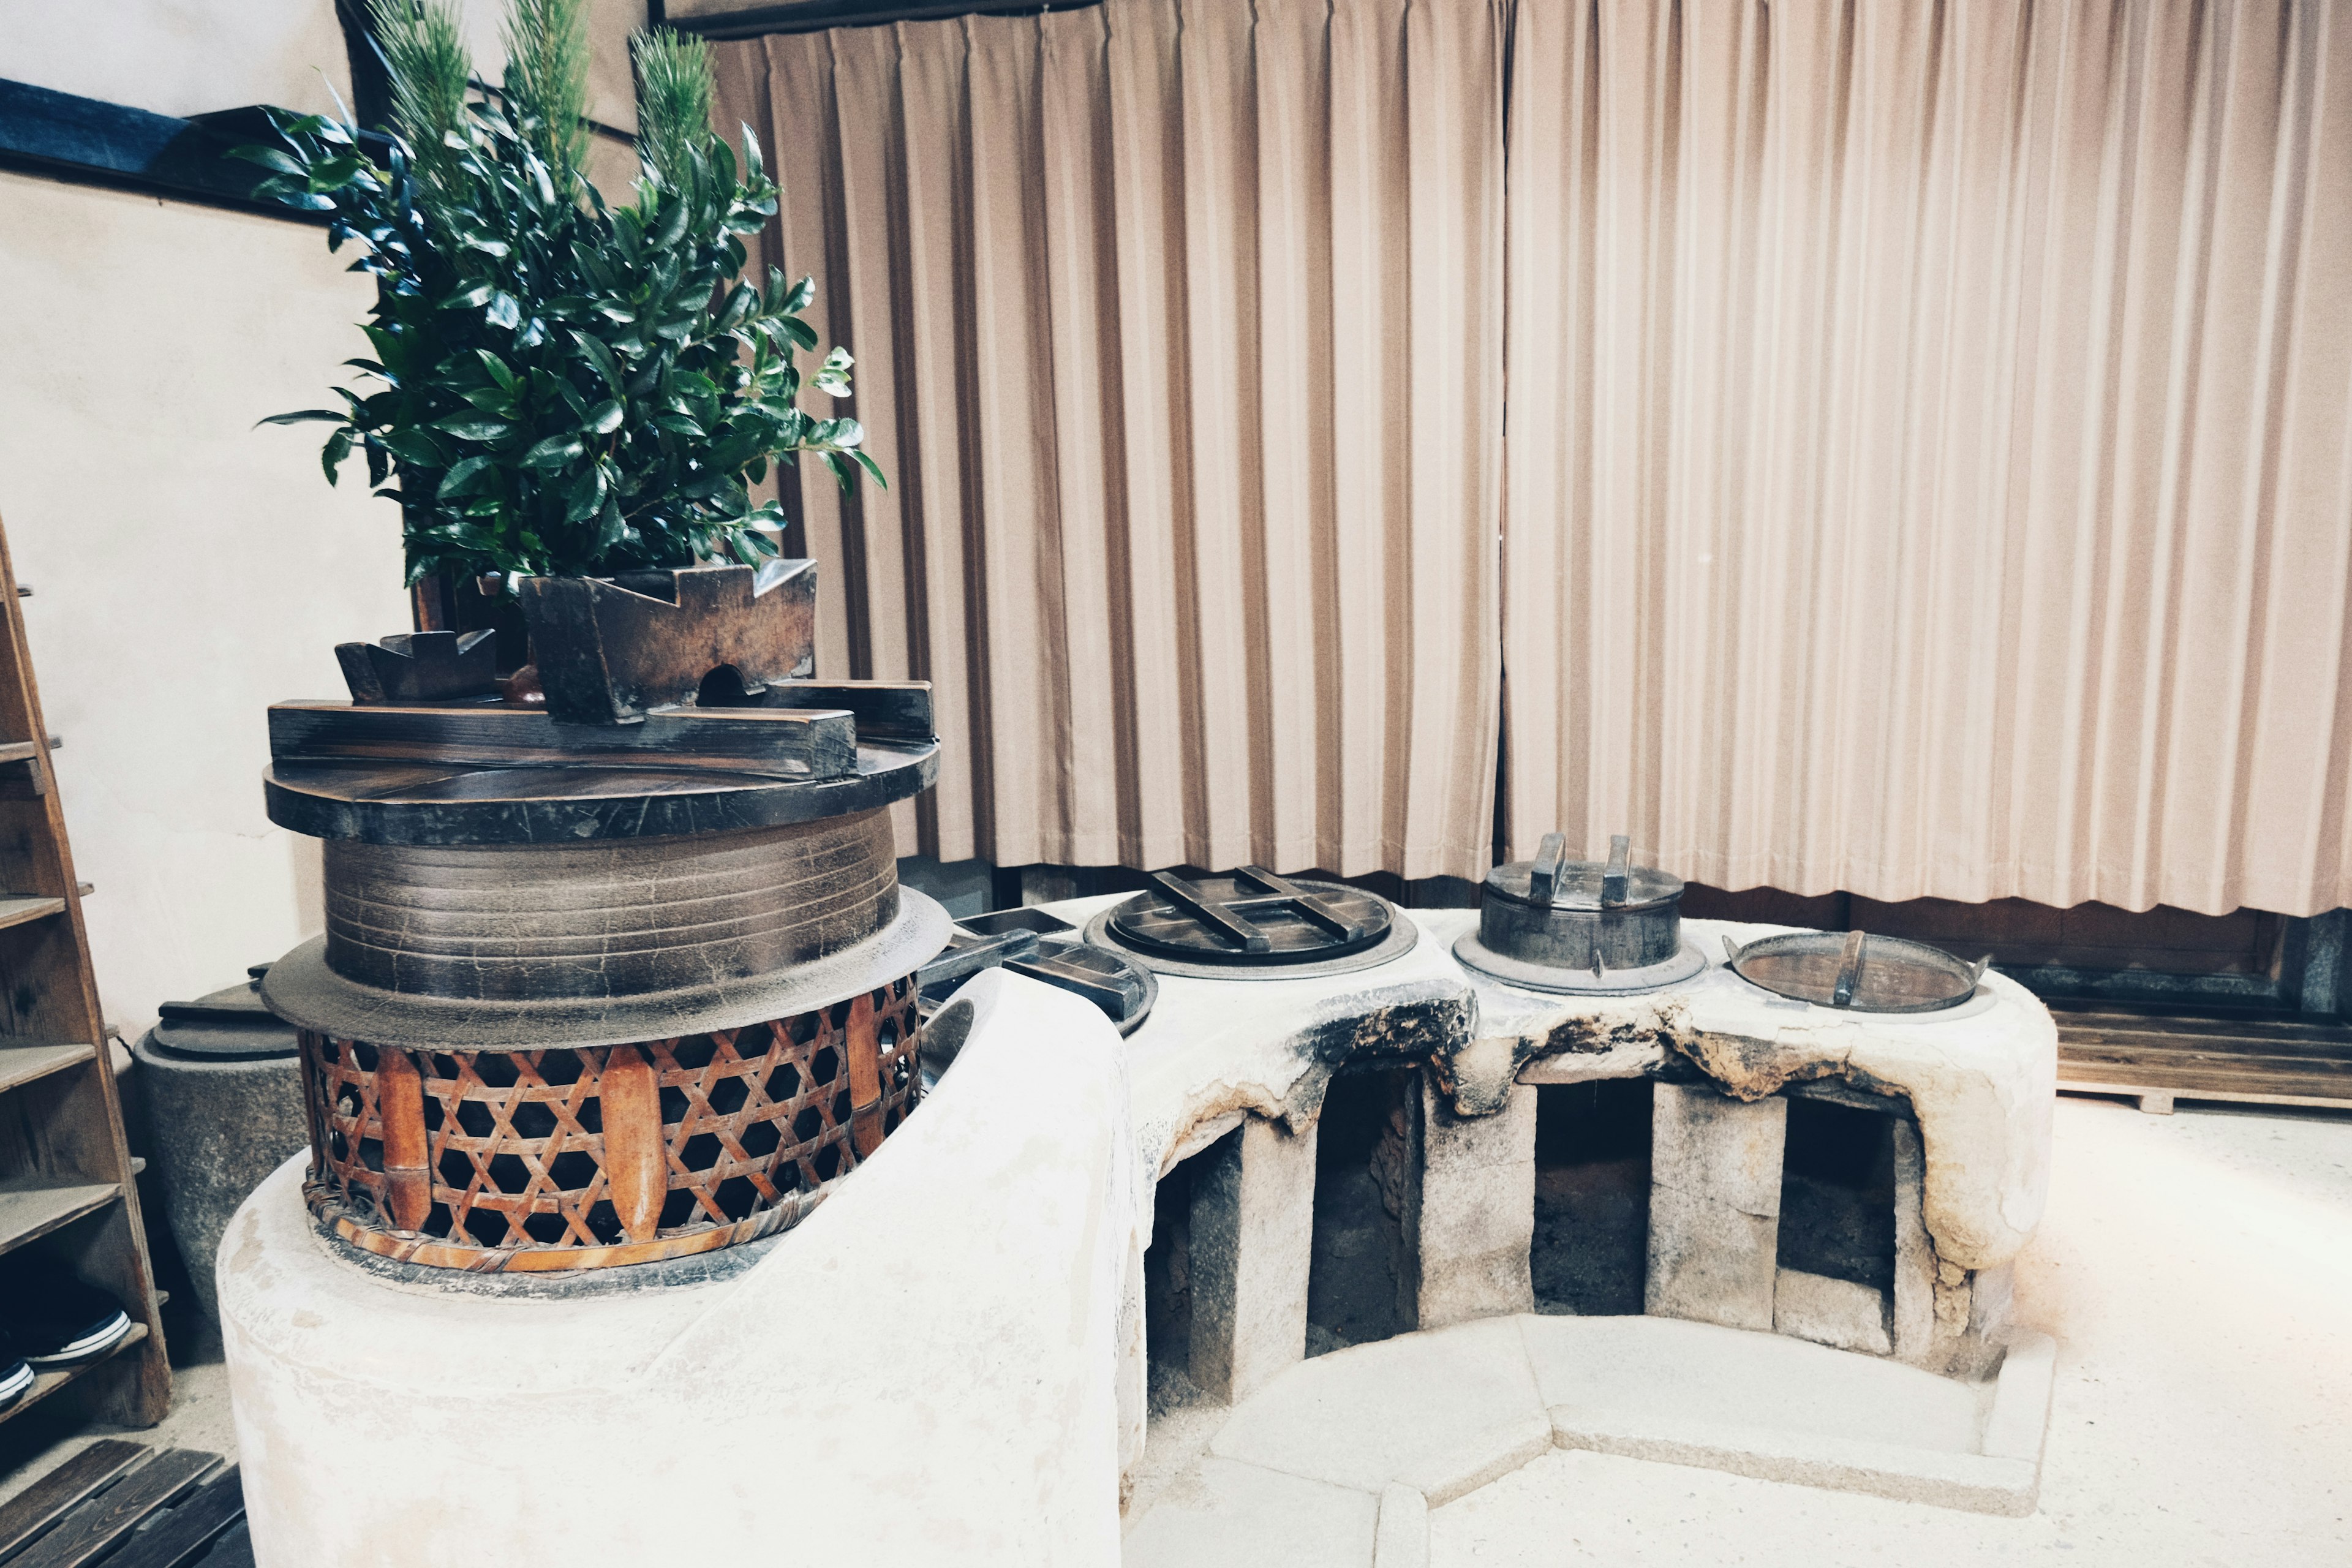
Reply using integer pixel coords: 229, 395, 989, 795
258, 561, 949, 1272
1087, 869, 1420, 980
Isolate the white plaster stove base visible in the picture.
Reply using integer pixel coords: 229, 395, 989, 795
1123, 1315, 2057, 1566
218, 970, 1136, 1568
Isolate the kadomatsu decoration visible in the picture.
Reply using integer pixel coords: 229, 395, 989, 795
239, 0, 880, 587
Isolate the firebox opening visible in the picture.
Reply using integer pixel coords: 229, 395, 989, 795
1777, 1094, 1899, 1292
1306, 1067, 1413, 1357
696, 663, 760, 707
1532, 1077, 1653, 1314
1143, 1146, 1199, 1414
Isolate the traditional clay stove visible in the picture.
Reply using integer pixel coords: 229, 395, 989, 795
1084, 868, 1419, 980
260, 561, 949, 1272
1453, 832, 1708, 993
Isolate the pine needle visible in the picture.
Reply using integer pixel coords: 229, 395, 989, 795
503, 0, 592, 192
634, 28, 715, 190
370, 0, 470, 184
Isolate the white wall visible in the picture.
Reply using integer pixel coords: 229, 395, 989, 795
1, 2, 356, 119
0, 1, 654, 1036
0, 170, 408, 1036
0, 1, 646, 129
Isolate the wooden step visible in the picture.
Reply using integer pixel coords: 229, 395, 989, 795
0, 1180, 119, 1257
0, 895, 64, 933
0, 1040, 93, 1095
0, 1323, 149, 1431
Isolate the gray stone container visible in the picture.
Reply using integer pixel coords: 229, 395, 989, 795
132, 973, 309, 1326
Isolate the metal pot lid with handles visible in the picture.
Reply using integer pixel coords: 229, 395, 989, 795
1721, 929, 1991, 1013
148, 965, 301, 1060
1455, 833, 1708, 995
1481, 832, 1686, 912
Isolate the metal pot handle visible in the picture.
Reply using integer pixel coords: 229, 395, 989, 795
1530, 832, 1569, 904
1831, 929, 1868, 1007
1600, 834, 1630, 907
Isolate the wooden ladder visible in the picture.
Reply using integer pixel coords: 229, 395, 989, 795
0, 513, 170, 1430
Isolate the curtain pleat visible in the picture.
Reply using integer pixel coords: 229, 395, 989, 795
716, 0, 2350, 914
1502, 0, 2352, 916
713, 0, 1507, 879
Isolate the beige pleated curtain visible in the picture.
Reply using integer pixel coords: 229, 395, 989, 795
716, 0, 2352, 916
711, 1, 1506, 880
1506, 0, 2352, 917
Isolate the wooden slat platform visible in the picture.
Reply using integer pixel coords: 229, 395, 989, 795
2053, 1001, 2352, 1114
0, 1439, 243, 1567
2, 1327, 149, 1433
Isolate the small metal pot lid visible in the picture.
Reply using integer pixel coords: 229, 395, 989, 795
148, 966, 301, 1060
1485, 833, 1683, 912
917, 918, 1158, 1036
1106, 869, 1393, 968
1722, 929, 1991, 1013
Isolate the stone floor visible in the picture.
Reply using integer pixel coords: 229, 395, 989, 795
1128, 1095, 2352, 1564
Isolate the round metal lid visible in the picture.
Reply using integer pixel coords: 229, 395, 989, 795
1106, 869, 1393, 968
262, 736, 937, 846
148, 970, 300, 1060
1723, 930, 1989, 1013
1483, 832, 1683, 913
1453, 932, 1709, 996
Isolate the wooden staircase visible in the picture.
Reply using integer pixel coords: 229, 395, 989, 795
0, 513, 169, 1430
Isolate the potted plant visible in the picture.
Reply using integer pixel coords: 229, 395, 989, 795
240, 0, 881, 722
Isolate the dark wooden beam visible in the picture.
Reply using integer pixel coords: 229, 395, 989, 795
665, 0, 1102, 41
0, 80, 333, 222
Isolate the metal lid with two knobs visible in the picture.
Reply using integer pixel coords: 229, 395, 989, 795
1453, 832, 1709, 994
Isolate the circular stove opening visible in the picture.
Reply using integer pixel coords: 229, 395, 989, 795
1087, 870, 1419, 981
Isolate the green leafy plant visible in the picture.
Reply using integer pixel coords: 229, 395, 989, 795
239, 0, 880, 584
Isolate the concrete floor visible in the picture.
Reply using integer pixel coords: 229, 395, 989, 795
1429, 1095, 2352, 1564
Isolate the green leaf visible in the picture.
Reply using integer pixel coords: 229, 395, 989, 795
256, 409, 347, 426
520, 434, 586, 469
437, 455, 496, 498
562, 463, 608, 522
379, 428, 444, 466
650, 190, 690, 249
322, 428, 353, 484
476, 350, 521, 396
853, 450, 888, 489
782, 275, 815, 314
229, 145, 304, 176
584, 399, 624, 435
573, 332, 624, 394
441, 281, 496, 309
485, 292, 522, 330
432, 415, 512, 441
